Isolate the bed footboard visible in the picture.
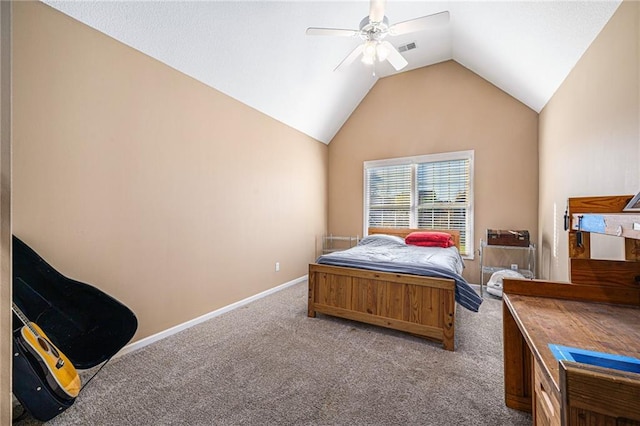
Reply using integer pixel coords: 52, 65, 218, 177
308, 263, 457, 351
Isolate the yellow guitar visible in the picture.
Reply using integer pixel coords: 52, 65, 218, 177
12, 302, 81, 399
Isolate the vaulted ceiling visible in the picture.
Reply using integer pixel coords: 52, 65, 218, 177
44, 1, 621, 144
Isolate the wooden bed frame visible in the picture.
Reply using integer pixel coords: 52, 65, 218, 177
308, 227, 460, 351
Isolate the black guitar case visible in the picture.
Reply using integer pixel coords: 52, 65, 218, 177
12, 331, 76, 421
12, 235, 138, 421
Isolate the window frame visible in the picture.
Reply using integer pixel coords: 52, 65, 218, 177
363, 150, 475, 259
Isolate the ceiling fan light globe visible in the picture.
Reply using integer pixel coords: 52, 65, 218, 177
361, 54, 375, 65
376, 43, 390, 61
363, 41, 377, 59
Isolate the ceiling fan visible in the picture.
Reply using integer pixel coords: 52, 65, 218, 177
306, 0, 449, 73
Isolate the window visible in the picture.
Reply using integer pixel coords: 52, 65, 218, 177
364, 150, 474, 257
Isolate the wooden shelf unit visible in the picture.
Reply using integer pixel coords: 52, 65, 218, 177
568, 195, 640, 286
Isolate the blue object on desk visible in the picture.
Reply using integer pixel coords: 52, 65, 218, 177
549, 344, 640, 373
577, 214, 606, 234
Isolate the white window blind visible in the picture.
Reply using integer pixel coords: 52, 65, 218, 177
366, 165, 412, 228
364, 151, 474, 257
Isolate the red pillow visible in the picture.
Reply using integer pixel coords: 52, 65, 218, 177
405, 231, 454, 248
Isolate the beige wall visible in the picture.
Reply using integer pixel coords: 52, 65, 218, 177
538, 1, 639, 281
328, 60, 539, 283
12, 2, 328, 342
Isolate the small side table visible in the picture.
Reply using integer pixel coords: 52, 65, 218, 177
320, 235, 359, 256
479, 239, 535, 296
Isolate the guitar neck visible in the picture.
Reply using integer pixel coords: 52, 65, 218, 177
12, 302, 40, 337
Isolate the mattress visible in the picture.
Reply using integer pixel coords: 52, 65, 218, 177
316, 234, 483, 312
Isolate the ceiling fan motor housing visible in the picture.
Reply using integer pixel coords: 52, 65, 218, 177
359, 16, 389, 42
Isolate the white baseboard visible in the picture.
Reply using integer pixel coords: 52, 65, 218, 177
115, 275, 307, 358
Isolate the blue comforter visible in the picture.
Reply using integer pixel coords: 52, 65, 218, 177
316, 234, 483, 312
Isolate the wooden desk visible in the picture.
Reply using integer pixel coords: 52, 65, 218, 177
503, 280, 640, 425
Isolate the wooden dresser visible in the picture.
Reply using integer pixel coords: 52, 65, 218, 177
503, 196, 640, 426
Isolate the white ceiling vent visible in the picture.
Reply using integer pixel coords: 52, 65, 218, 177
398, 42, 417, 53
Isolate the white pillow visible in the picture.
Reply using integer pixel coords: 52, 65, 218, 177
358, 234, 406, 247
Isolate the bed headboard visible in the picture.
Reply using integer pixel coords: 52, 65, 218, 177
368, 227, 461, 250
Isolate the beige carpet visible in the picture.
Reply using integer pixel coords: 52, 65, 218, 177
14, 281, 531, 425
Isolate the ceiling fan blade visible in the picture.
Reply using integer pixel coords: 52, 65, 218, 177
369, 0, 386, 23
306, 27, 359, 37
381, 41, 408, 71
334, 44, 365, 72
388, 11, 450, 36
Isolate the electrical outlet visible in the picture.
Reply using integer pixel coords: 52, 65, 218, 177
511, 264, 518, 271
275, 262, 280, 272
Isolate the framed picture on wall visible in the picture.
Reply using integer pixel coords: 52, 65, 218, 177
623, 191, 640, 212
